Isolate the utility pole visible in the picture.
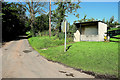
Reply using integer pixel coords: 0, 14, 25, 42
49, 0, 51, 37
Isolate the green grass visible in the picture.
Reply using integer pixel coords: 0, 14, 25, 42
108, 27, 120, 31
28, 36, 72, 49
113, 35, 120, 38
28, 36, 118, 77
110, 38, 120, 42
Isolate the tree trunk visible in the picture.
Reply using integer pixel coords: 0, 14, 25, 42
30, 22, 35, 37
59, 20, 62, 32
49, 0, 51, 37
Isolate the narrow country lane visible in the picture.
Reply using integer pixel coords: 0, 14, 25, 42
2, 39, 94, 78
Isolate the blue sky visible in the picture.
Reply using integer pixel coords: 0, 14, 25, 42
4, 0, 119, 25
50, 2, 118, 25
65, 2, 118, 24
45, 2, 118, 25
118, 2, 120, 23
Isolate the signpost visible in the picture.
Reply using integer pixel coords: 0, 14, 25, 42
61, 20, 69, 52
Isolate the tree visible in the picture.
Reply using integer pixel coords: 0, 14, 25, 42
106, 20, 109, 25
109, 16, 114, 24
77, 15, 87, 22
52, 1, 80, 32
34, 14, 49, 33
67, 24, 77, 38
87, 17, 95, 22
83, 14, 87, 22
2, 2, 27, 41
102, 18, 105, 23
49, 0, 51, 37
18, 1, 47, 36
75, 15, 96, 23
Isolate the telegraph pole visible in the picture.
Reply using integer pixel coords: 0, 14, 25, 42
49, 0, 51, 37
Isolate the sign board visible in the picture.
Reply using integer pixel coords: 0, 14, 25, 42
61, 20, 69, 52
61, 20, 69, 32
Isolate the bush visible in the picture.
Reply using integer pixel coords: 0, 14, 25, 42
26, 31, 32, 37
37, 30, 49, 37
51, 31, 57, 36
57, 32, 65, 40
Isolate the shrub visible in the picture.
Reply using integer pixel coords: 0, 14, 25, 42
26, 31, 32, 37
57, 32, 65, 40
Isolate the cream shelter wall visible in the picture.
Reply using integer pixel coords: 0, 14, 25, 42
81, 26, 99, 41
74, 30, 80, 42
81, 35, 99, 41
84, 26, 98, 35
98, 22, 107, 41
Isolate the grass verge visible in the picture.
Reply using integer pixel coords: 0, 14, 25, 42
28, 36, 118, 78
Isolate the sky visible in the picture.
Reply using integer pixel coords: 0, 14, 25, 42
118, 2, 120, 23
51, 2, 118, 25
4, 0, 119, 25
66, 2, 118, 24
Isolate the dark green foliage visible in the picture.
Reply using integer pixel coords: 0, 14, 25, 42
67, 24, 77, 38
18, 2, 47, 37
2, 2, 27, 41
57, 32, 65, 40
51, 24, 76, 41
74, 15, 97, 23
107, 27, 120, 42
52, 2, 80, 32
34, 14, 49, 32
102, 16, 120, 27
38, 30, 49, 37
25, 14, 49, 37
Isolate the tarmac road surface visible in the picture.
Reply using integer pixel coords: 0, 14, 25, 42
1, 39, 94, 78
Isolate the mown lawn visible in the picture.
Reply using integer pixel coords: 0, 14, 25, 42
28, 36, 118, 77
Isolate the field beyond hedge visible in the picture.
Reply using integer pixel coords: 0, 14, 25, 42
28, 36, 118, 77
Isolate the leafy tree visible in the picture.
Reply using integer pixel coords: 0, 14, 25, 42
106, 20, 109, 25
83, 14, 87, 22
67, 24, 77, 38
74, 15, 96, 23
109, 16, 114, 24
105, 16, 120, 27
34, 14, 49, 33
87, 17, 95, 22
76, 15, 87, 23
52, 1, 81, 32
18, 1, 47, 36
102, 18, 105, 23
114, 21, 120, 25
2, 2, 27, 41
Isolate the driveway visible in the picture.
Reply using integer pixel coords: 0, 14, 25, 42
1, 39, 94, 78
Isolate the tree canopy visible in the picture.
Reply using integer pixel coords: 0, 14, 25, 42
18, 1, 48, 36
2, 2, 27, 41
51, 1, 81, 32
34, 14, 49, 33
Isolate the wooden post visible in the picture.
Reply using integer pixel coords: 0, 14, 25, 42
49, 0, 51, 37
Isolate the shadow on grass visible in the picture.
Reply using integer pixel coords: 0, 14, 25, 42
66, 45, 72, 51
